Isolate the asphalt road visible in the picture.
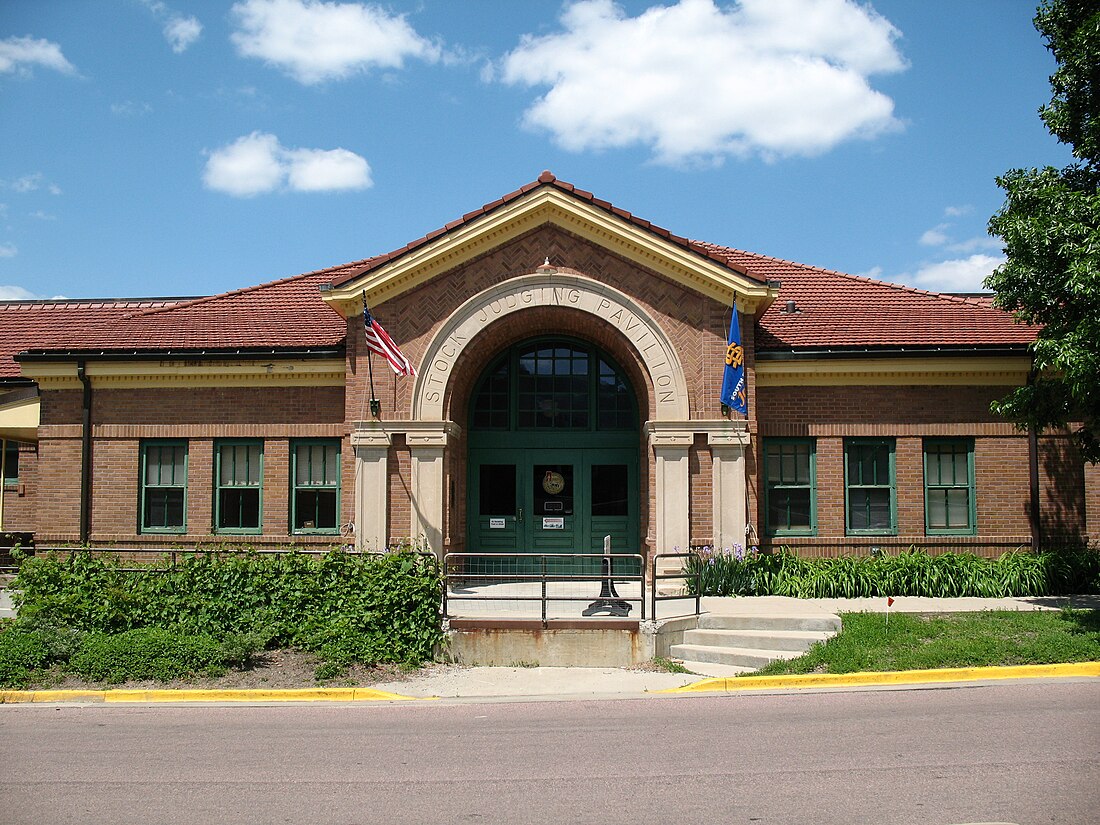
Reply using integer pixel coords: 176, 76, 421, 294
2, 681, 1097, 825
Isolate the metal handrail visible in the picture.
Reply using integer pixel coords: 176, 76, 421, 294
443, 552, 646, 624
650, 552, 702, 619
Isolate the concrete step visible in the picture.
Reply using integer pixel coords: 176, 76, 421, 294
682, 627, 832, 652
699, 613, 841, 633
669, 643, 800, 669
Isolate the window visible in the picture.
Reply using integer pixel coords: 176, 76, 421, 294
140, 441, 187, 533
216, 441, 262, 533
291, 440, 340, 534
470, 340, 635, 434
764, 439, 816, 535
924, 439, 976, 535
2, 440, 18, 487
845, 439, 896, 534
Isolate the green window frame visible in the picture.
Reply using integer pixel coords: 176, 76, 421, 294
924, 438, 976, 535
291, 439, 341, 534
215, 440, 263, 534
140, 440, 187, 534
844, 438, 897, 535
764, 438, 816, 536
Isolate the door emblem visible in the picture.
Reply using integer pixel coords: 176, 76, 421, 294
542, 470, 565, 495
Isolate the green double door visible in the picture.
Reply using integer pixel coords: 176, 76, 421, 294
469, 447, 639, 571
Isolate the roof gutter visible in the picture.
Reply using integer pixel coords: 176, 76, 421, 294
755, 345, 1031, 361
15, 347, 344, 363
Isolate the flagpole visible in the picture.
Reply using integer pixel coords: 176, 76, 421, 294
363, 293, 380, 417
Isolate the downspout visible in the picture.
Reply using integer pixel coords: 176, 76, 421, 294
77, 361, 92, 544
1027, 365, 1041, 553
0, 438, 6, 531
1029, 427, 1041, 553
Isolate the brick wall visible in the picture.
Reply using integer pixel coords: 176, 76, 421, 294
33, 384, 348, 547
755, 384, 1037, 557
1, 440, 38, 533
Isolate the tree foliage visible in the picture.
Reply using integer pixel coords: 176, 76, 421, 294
986, 0, 1100, 461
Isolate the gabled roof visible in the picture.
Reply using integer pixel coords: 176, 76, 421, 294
693, 243, 1037, 352
329, 171, 765, 290
3, 175, 1036, 376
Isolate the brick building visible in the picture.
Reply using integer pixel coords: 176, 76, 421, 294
1, 173, 1096, 563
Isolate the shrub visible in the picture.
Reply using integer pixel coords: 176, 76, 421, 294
686, 544, 1100, 598
68, 627, 227, 683
0, 625, 53, 689
13, 547, 445, 671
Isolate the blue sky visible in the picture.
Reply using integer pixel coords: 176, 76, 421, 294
0, 0, 1073, 301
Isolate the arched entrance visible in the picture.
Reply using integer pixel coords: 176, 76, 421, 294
467, 337, 640, 566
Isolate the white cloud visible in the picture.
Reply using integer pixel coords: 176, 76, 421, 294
0, 243, 18, 258
908, 254, 1005, 293
203, 131, 372, 196
0, 36, 76, 76
230, 0, 441, 85
0, 285, 36, 300
499, 0, 905, 164
0, 284, 67, 300
11, 174, 42, 193
164, 16, 203, 52
30, 210, 56, 221
919, 224, 949, 246
138, 1, 203, 53
285, 147, 372, 191
47, 183, 62, 196
944, 204, 971, 217
110, 100, 153, 116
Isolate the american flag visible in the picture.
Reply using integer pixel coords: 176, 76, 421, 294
363, 305, 416, 377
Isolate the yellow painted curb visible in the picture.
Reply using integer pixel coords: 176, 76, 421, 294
1, 690, 105, 703
662, 661, 1100, 694
2, 687, 430, 704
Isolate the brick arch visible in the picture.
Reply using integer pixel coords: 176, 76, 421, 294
411, 271, 689, 422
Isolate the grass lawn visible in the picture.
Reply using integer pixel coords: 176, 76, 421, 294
753, 608, 1100, 676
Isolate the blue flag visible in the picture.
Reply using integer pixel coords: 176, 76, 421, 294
720, 301, 748, 414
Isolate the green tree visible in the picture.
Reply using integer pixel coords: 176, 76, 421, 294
986, 0, 1100, 461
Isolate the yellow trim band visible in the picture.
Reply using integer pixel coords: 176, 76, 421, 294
756, 356, 1031, 387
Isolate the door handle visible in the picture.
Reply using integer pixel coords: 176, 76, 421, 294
517, 508, 523, 523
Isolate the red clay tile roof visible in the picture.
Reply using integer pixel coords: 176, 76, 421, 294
0, 298, 186, 379
330, 170, 764, 287
7, 269, 353, 374
693, 243, 1037, 351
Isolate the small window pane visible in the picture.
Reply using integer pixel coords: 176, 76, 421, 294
479, 465, 516, 516
591, 465, 628, 516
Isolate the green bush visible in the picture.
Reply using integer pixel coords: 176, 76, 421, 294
68, 627, 227, 683
12, 547, 445, 671
686, 544, 1100, 598
0, 625, 53, 689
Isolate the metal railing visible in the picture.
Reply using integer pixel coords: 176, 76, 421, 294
650, 552, 702, 619
444, 552, 646, 625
